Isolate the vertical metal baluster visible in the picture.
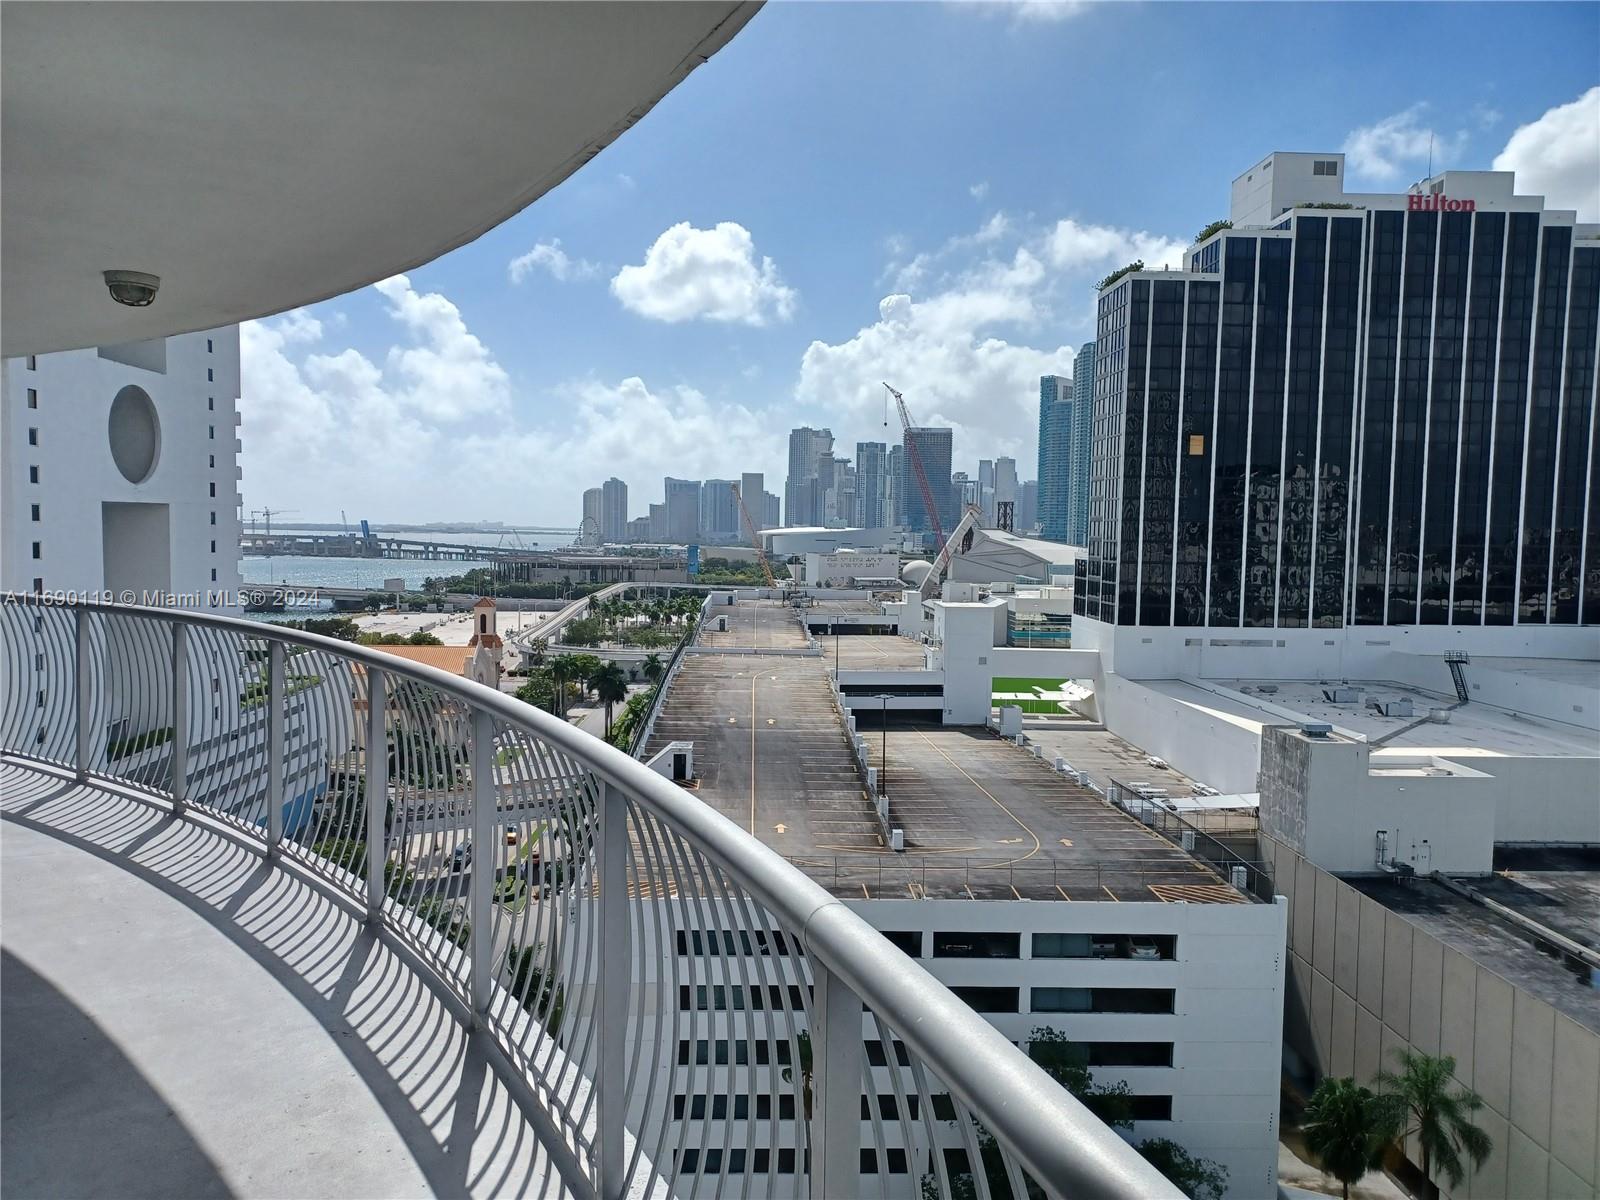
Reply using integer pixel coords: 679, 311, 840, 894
469, 707, 495, 1020
597, 775, 630, 1200
75, 607, 93, 778
809, 962, 863, 1200
266, 640, 285, 855
170, 622, 188, 814
365, 667, 388, 918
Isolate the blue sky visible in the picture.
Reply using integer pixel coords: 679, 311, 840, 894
240, 1, 1600, 526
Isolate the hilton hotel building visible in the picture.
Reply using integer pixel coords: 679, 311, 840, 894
1073, 152, 1599, 678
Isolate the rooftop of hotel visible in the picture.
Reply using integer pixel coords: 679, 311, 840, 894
1345, 847, 1600, 1036
1140, 677, 1599, 759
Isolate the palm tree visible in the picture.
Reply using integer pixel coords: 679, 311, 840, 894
527, 638, 549, 668
591, 661, 628, 738
1302, 1076, 1393, 1200
641, 653, 665, 686
548, 656, 577, 720
1375, 1050, 1491, 1199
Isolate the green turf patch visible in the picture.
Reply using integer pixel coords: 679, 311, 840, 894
990, 676, 1068, 695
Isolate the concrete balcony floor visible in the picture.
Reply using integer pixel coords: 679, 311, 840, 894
0, 758, 571, 1200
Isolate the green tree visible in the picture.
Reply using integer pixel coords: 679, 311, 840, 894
514, 666, 560, 715
548, 657, 579, 719
641, 652, 665, 685
1301, 1076, 1393, 1199
780, 1029, 813, 1122
526, 638, 549, 668
1376, 1050, 1491, 1198
1026, 1027, 1133, 1130
506, 943, 564, 1033
1136, 1138, 1228, 1200
590, 661, 629, 738
565, 653, 604, 690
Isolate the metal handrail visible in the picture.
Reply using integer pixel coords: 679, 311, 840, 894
1, 594, 1178, 1200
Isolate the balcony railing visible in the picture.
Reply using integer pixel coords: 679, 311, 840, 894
0, 594, 1179, 1200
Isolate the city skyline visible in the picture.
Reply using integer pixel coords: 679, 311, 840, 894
230, 4, 1599, 524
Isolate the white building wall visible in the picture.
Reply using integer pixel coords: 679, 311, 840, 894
2, 328, 242, 610
850, 897, 1289, 1200
1093, 674, 1264, 795
625, 894, 1287, 1200
1075, 617, 1598, 688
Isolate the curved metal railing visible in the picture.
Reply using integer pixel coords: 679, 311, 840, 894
0, 594, 1178, 1200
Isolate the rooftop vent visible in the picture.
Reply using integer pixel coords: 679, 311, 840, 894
1302, 722, 1334, 739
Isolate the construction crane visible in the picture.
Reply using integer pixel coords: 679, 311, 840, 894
249, 506, 297, 537
729, 482, 777, 589
883, 382, 946, 554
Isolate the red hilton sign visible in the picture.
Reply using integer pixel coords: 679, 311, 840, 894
1408, 193, 1477, 213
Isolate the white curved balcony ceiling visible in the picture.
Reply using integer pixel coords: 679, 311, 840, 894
0, 1, 760, 356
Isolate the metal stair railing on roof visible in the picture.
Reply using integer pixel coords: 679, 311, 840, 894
0, 593, 1179, 1200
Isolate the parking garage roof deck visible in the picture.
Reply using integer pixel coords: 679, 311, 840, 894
653, 600, 1245, 902
829, 635, 931, 671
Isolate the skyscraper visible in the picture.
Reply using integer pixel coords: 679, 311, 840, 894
994, 456, 1018, 516
978, 458, 996, 525
1069, 346, 1095, 545
854, 441, 888, 528
1018, 479, 1039, 533
700, 479, 738, 539
902, 427, 954, 536
601, 477, 628, 542
663, 477, 701, 544
1075, 154, 1600, 633
739, 473, 765, 530
1037, 374, 1073, 542
784, 426, 832, 526
581, 487, 603, 540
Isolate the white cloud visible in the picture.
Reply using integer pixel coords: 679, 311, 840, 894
494, 378, 783, 499
969, 181, 990, 200
961, 0, 1090, 24
241, 280, 785, 523
371, 275, 510, 421
611, 222, 797, 325
1043, 218, 1187, 272
1342, 104, 1467, 182
796, 253, 1073, 472
508, 238, 600, 284
240, 277, 513, 519
1493, 86, 1600, 223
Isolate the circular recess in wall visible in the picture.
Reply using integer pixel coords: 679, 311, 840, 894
108, 384, 160, 483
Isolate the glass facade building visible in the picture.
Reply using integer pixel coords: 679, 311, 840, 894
1070, 345, 1096, 545
1076, 182, 1599, 631
903, 427, 955, 536
1036, 375, 1072, 541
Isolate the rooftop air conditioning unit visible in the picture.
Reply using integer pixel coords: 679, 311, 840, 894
1302, 722, 1333, 738
1256, 684, 1279, 695
1427, 708, 1452, 723
1229, 865, 1249, 891
1181, 830, 1196, 853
